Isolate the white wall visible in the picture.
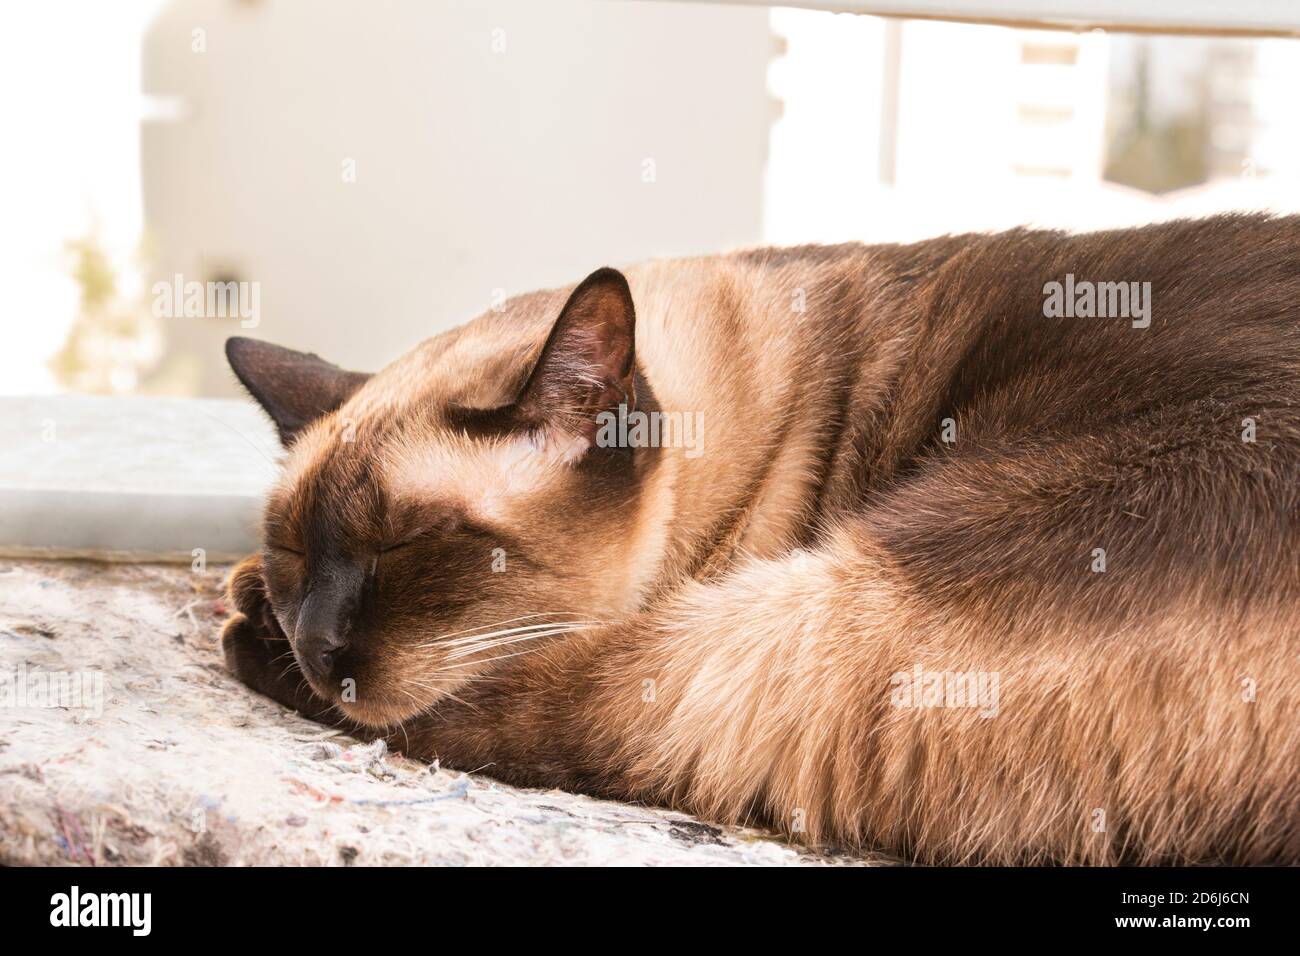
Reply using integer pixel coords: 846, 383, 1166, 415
142, 0, 774, 395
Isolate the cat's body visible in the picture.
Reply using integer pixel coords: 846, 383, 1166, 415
223, 214, 1299, 864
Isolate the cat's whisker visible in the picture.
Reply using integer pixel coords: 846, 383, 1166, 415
440, 690, 476, 710
433, 647, 547, 673
422, 613, 572, 647
437, 612, 553, 638
404, 676, 452, 694
442, 621, 573, 642
407, 678, 479, 712
417, 672, 494, 685
395, 715, 411, 753
434, 623, 560, 650
434, 618, 595, 649
413, 623, 545, 651
439, 629, 586, 664
443, 635, 556, 660
442, 623, 598, 660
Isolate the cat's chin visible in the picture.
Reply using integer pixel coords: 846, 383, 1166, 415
333, 691, 438, 730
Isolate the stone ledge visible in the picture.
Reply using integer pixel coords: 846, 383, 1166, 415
0, 396, 278, 561
0, 559, 886, 866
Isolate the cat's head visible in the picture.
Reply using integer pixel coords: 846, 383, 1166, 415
227, 268, 664, 727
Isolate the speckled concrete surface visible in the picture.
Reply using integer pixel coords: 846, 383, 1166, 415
0, 559, 887, 866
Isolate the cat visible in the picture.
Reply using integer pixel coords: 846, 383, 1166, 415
221, 213, 1299, 865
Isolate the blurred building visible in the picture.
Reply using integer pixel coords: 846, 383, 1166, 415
141, 0, 774, 395
10, 2, 1300, 399
766, 13, 1300, 244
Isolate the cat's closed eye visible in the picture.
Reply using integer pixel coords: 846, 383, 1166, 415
379, 534, 425, 554
378, 506, 473, 555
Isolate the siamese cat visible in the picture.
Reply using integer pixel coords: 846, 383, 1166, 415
222, 214, 1299, 864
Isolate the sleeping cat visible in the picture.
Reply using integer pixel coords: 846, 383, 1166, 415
221, 214, 1299, 864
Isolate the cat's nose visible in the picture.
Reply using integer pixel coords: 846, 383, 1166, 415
297, 625, 349, 681
294, 560, 365, 682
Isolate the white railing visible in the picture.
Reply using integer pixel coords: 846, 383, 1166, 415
686, 1, 1300, 36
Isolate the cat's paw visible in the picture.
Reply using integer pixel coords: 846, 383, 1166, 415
221, 555, 333, 719
221, 555, 281, 676
220, 611, 286, 694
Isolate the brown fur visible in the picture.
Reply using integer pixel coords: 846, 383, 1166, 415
222, 214, 1299, 864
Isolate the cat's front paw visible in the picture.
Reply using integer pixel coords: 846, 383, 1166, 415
221, 555, 334, 719
221, 555, 282, 679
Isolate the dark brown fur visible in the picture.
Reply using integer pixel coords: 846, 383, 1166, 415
222, 215, 1300, 864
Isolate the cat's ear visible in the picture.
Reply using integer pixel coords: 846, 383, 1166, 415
225, 337, 371, 446
514, 267, 636, 448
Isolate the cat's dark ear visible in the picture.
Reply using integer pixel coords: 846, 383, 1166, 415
514, 267, 635, 445
225, 337, 371, 446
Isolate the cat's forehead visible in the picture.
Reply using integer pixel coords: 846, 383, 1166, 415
272, 401, 581, 530
380, 429, 584, 524
271, 287, 577, 523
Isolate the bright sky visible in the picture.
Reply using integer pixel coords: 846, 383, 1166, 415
0, 1, 164, 394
